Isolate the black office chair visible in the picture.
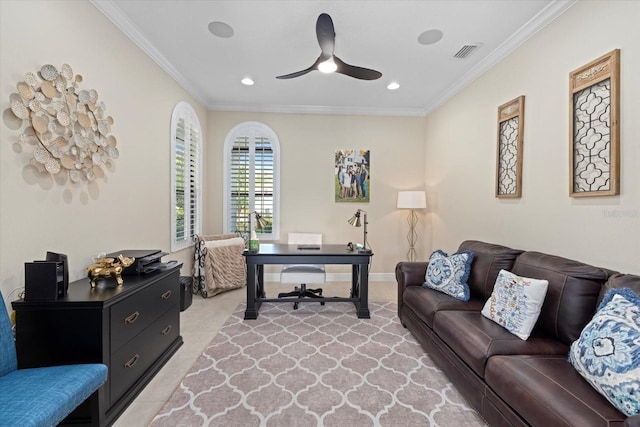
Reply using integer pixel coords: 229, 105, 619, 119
277, 233, 326, 309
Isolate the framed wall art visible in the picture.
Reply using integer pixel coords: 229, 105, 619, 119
495, 96, 525, 198
335, 149, 370, 203
569, 49, 620, 197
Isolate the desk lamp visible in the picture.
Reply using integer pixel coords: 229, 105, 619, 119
397, 191, 427, 261
247, 211, 268, 252
347, 209, 371, 253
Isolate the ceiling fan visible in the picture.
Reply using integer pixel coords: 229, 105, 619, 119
276, 13, 382, 81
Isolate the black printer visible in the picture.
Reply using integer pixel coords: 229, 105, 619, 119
105, 249, 168, 275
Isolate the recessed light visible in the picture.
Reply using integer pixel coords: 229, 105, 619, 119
241, 77, 254, 86
387, 82, 400, 90
418, 29, 443, 45
208, 21, 234, 38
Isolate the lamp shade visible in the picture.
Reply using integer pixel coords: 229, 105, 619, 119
397, 191, 426, 209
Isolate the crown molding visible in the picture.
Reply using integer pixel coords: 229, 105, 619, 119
209, 103, 427, 117
424, 0, 577, 116
89, 0, 209, 108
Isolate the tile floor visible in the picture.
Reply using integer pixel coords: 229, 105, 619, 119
113, 280, 398, 426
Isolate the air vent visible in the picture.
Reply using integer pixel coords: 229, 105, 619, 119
453, 44, 480, 59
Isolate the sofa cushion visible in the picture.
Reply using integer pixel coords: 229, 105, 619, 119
457, 240, 523, 300
481, 269, 549, 340
485, 355, 627, 426
569, 288, 640, 417
423, 249, 474, 301
598, 273, 640, 306
403, 286, 485, 328
433, 310, 568, 377
511, 251, 609, 345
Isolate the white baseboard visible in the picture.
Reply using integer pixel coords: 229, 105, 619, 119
264, 272, 395, 282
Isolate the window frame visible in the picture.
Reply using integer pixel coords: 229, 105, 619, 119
223, 121, 280, 241
170, 101, 203, 252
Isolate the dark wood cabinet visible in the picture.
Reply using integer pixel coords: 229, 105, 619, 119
12, 265, 183, 426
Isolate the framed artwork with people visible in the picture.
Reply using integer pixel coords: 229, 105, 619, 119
335, 149, 370, 203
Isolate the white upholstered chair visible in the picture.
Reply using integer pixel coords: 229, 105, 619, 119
278, 233, 326, 309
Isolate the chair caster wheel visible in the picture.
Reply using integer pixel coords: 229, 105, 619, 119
294, 303, 299, 310
320, 302, 325, 306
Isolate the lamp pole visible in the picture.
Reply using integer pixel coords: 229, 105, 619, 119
397, 191, 427, 262
405, 209, 419, 262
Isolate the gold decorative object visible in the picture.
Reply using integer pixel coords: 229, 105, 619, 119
9, 63, 118, 183
87, 255, 135, 287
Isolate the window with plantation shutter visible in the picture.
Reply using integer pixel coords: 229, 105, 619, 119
224, 122, 280, 241
171, 102, 202, 251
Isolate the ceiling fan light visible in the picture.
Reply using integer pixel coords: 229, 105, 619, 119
387, 82, 400, 90
241, 77, 254, 86
318, 57, 337, 73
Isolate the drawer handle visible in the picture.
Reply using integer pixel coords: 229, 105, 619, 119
161, 325, 172, 336
124, 311, 140, 324
161, 290, 172, 300
124, 354, 139, 369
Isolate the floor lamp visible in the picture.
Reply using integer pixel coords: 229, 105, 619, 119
397, 191, 426, 262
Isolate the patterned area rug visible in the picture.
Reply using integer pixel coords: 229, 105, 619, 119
150, 301, 486, 427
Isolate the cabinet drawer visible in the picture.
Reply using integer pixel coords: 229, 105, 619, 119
110, 307, 180, 405
110, 272, 179, 351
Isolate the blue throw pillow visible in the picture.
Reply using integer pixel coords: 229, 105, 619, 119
423, 249, 474, 301
569, 288, 640, 417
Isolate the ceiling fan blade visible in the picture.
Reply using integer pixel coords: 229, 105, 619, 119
275, 67, 315, 80
316, 13, 335, 57
276, 56, 322, 79
333, 56, 382, 80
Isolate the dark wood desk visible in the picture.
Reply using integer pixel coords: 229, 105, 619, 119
243, 244, 373, 320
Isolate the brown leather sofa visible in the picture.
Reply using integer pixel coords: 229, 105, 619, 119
396, 240, 640, 427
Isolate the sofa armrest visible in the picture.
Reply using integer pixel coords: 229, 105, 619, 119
395, 262, 428, 314
625, 415, 640, 427
396, 262, 428, 288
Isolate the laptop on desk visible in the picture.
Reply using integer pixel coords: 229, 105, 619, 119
297, 244, 321, 250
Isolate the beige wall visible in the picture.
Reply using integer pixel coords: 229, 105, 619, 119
4, 0, 636, 303
206, 111, 427, 275
0, 1, 207, 299
424, 0, 640, 274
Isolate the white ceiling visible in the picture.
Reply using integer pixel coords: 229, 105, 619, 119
92, 0, 575, 116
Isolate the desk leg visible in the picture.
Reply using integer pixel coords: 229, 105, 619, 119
354, 263, 370, 319
257, 265, 265, 298
244, 263, 259, 320
351, 265, 359, 298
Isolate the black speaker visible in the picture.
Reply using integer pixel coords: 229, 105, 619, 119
25, 261, 66, 301
46, 251, 68, 296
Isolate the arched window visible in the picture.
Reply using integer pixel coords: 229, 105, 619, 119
223, 122, 280, 241
170, 102, 202, 251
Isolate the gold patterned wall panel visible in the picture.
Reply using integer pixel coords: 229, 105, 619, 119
569, 49, 620, 197
496, 96, 525, 198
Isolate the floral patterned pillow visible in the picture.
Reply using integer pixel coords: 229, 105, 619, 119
481, 269, 548, 340
423, 249, 474, 301
569, 288, 640, 417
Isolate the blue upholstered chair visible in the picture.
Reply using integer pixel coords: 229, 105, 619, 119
0, 291, 108, 426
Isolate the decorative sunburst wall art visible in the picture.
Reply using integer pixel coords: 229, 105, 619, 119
569, 49, 620, 197
9, 64, 118, 184
496, 96, 525, 198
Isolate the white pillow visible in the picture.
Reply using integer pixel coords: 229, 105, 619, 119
481, 269, 549, 340
204, 237, 245, 248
